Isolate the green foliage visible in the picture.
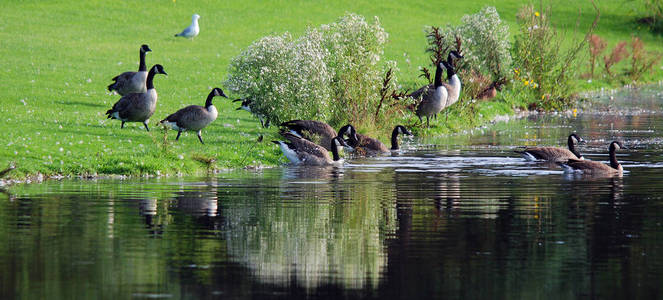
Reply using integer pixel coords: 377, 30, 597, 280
511, 4, 595, 110
437, 7, 512, 82
225, 13, 396, 129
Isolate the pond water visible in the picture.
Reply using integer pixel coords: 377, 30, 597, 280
2, 86, 663, 299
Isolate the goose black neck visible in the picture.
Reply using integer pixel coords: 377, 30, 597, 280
146, 68, 157, 90
567, 136, 581, 159
391, 127, 400, 150
609, 144, 620, 169
446, 64, 456, 80
139, 50, 147, 72
205, 92, 216, 108
331, 139, 341, 161
434, 62, 443, 87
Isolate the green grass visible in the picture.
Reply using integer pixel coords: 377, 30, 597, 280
0, 0, 662, 179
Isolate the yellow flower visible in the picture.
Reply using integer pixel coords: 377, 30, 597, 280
523, 79, 529, 86
573, 108, 577, 117
535, 11, 540, 17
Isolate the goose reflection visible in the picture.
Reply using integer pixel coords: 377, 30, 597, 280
174, 181, 218, 217
224, 166, 396, 291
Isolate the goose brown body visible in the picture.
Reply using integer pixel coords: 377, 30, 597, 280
559, 141, 624, 175
105, 64, 167, 131
515, 133, 585, 162
160, 88, 227, 144
108, 44, 152, 96
272, 132, 347, 166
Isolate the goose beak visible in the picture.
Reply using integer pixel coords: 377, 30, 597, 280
232, 98, 242, 103
579, 139, 587, 145
235, 107, 242, 111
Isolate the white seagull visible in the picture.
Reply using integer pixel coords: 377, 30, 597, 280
175, 14, 200, 39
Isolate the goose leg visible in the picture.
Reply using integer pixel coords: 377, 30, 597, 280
426, 116, 430, 127
176, 130, 182, 141
121, 121, 125, 129
143, 121, 150, 132
197, 131, 204, 144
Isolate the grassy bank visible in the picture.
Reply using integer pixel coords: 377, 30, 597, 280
1, 0, 662, 179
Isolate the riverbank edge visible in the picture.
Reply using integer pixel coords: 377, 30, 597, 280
2, 82, 660, 186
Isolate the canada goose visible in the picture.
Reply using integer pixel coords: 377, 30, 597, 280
105, 64, 167, 131
280, 120, 355, 151
409, 61, 448, 127
175, 14, 200, 39
233, 98, 270, 128
514, 133, 586, 162
272, 132, 349, 166
107, 44, 152, 96
160, 87, 227, 144
440, 51, 464, 110
558, 141, 625, 175
343, 124, 412, 155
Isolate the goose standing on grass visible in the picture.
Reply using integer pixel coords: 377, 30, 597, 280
558, 141, 625, 175
515, 133, 586, 162
410, 60, 448, 127
105, 64, 167, 131
280, 120, 355, 151
107, 44, 152, 96
233, 98, 269, 128
272, 132, 350, 166
342, 124, 412, 155
160, 87, 227, 144
175, 14, 200, 39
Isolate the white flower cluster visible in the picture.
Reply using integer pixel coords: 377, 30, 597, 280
224, 13, 395, 126
436, 6, 511, 79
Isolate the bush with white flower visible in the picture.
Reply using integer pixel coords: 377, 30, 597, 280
225, 13, 397, 127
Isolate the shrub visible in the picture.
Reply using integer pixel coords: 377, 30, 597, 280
511, 3, 598, 110
224, 13, 396, 129
603, 41, 629, 79
627, 36, 662, 81
435, 7, 512, 86
224, 32, 332, 126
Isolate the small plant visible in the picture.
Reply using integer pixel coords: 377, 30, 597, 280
588, 34, 607, 78
603, 41, 629, 79
627, 36, 662, 81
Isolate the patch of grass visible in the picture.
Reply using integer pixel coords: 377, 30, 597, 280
0, 0, 661, 179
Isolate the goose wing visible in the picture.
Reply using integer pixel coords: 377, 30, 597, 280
562, 159, 617, 173
357, 133, 388, 153
517, 146, 577, 161
282, 133, 330, 161
106, 93, 145, 119
409, 84, 433, 103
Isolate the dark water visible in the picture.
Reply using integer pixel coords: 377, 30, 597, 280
2, 86, 663, 299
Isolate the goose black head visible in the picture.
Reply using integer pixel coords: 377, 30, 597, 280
234, 98, 252, 111
141, 44, 152, 53
333, 136, 350, 148
151, 64, 167, 76
570, 133, 586, 145
211, 87, 227, 98
338, 124, 358, 146
449, 50, 463, 60
610, 141, 625, 151
395, 125, 412, 136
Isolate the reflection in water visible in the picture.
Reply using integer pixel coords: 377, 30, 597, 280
224, 165, 396, 291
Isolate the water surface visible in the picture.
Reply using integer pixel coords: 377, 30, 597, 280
1, 86, 663, 299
